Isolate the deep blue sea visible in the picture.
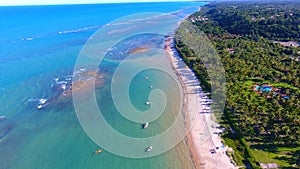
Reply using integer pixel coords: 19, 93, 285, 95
0, 2, 205, 169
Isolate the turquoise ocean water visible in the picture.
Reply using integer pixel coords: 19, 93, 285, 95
0, 2, 205, 169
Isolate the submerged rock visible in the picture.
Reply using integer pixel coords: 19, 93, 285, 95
127, 47, 150, 54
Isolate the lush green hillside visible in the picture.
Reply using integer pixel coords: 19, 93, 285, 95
175, 1, 300, 168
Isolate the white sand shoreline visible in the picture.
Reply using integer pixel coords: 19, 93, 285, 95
165, 37, 237, 169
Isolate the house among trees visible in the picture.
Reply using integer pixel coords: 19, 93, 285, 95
226, 48, 235, 54
259, 163, 279, 169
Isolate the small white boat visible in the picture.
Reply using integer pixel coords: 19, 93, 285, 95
144, 76, 149, 80
37, 105, 43, 110
149, 86, 153, 89
94, 149, 103, 154
143, 122, 149, 129
54, 77, 59, 82
60, 84, 67, 90
38, 98, 47, 105
145, 146, 153, 152
145, 101, 151, 105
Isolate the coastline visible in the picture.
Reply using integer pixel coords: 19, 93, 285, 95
165, 37, 237, 169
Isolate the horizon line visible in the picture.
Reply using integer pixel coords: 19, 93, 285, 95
0, 0, 209, 7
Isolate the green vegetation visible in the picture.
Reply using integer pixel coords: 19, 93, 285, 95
175, 1, 300, 168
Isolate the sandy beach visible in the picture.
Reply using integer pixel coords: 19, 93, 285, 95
165, 37, 237, 169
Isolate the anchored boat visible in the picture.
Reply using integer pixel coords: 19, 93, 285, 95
94, 149, 103, 154
145, 146, 153, 152
143, 122, 149, 129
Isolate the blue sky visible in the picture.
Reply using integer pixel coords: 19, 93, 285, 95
0, 0, 192, 6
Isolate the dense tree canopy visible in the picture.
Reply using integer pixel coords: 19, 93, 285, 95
175, 1, 300, 168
